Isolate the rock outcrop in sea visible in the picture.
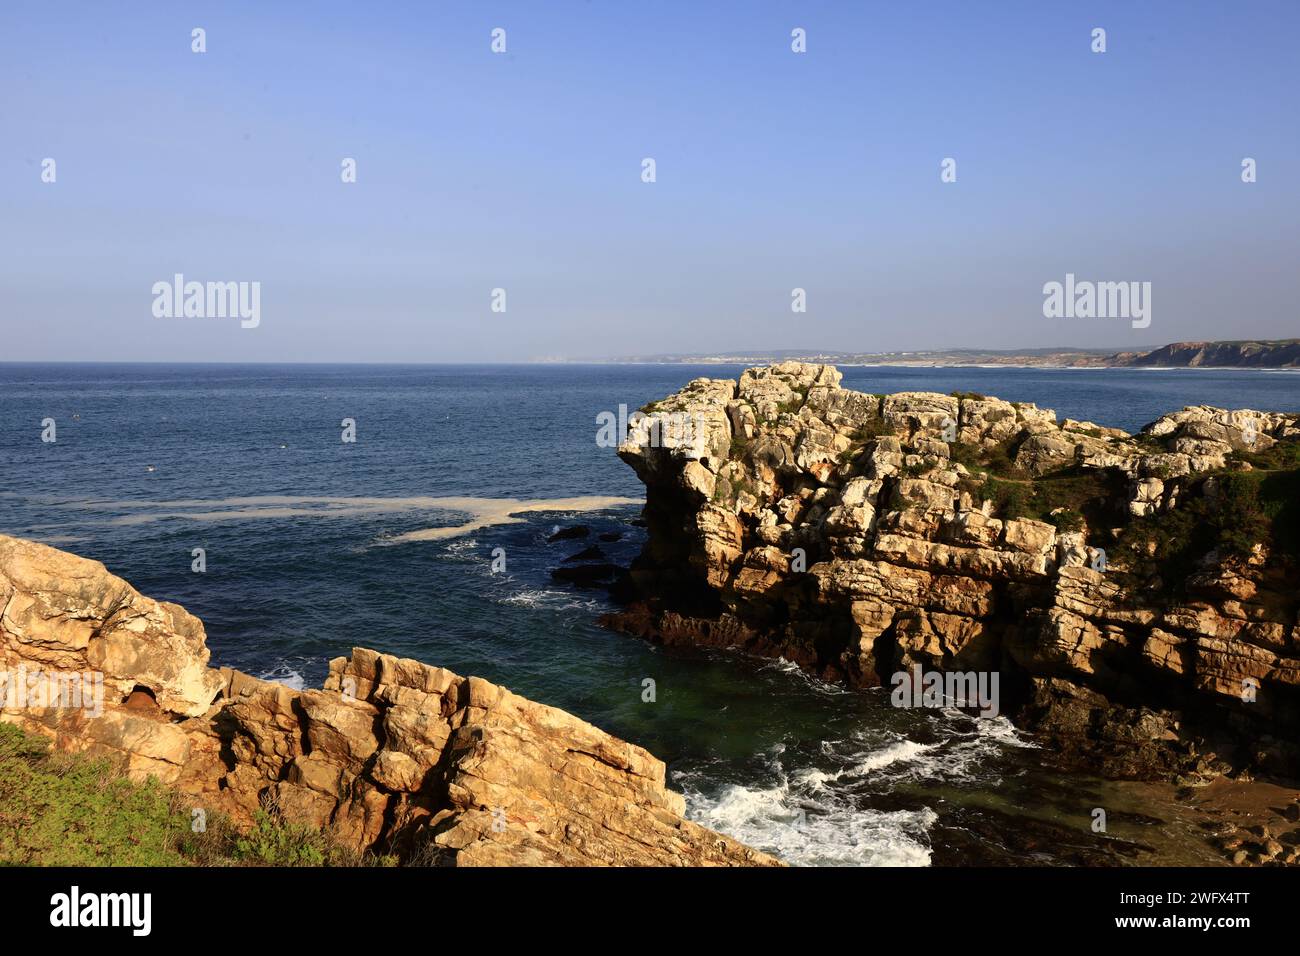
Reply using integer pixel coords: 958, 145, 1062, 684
609, 362, 1300, 781
0, 534, 776, 866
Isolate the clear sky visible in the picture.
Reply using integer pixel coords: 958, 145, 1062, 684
2, 0, 1296, 362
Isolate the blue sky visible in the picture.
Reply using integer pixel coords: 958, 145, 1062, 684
2, 0, 1296, 361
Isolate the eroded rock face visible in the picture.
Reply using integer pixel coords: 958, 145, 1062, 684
612, 363, 1300, 779
0, 535, 775, 867
0, 536, 224, 719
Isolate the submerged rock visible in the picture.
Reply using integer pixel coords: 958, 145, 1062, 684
0, 534, 776, 867
563, 545, 608, 563
551, 563, 622, 586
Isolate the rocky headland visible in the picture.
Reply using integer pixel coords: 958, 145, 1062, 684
0, 534, 776, 867
608, 361, 1300, 807
1110, 339, 1300, 369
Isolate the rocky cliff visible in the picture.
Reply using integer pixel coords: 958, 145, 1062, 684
610, 362, 1300, 780
1111, 339, 1300, 369
0, 534, 776, 866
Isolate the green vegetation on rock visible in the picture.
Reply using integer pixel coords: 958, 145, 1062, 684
1118, 467, 1300, 588
949, 438, 1024, 479
0, 722, 378, 867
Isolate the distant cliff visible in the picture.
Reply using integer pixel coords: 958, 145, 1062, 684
609, 362, 1300, 787
1110, 340, 1300, 368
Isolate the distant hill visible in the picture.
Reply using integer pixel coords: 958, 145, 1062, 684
1108, 339, 1300, 368
595, 339, 1300, 369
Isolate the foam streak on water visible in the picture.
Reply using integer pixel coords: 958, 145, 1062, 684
26, 493, 643, 540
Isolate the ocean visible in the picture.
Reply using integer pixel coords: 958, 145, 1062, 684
3, 362, 1298, 866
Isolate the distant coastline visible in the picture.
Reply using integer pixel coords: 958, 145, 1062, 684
584, 339, 1300, 370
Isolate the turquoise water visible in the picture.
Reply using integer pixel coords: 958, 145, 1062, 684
2, 363, 1296, 865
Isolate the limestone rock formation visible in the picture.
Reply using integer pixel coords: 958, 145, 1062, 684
0, 534, 776, 867
612, 362, 1300, 779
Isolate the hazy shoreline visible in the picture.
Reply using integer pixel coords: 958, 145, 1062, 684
584, 339, 1300, 370
573, 361, 1300, 372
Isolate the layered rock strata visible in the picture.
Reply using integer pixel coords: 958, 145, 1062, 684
0, 534, 775, 866
611, 362, 1300, 779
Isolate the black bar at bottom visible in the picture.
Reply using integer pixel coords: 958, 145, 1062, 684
0, 864, 1288, 942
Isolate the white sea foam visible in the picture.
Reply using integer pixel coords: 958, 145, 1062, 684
975, 714, 1038, 748
447, 536, 479, 550
681, 769, 938, 867
792, 739, 936, 789
257, 662, 306, 691
754, 656, 851, 696
849, 739, 937, 776
762, 657, 804, 676
500, 588, 602, 612
683, 707, 1036, 866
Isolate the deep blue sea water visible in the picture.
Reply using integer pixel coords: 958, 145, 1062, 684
3, 363, 1298, 865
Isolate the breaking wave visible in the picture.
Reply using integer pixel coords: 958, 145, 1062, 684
679, 712, 1033, 866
